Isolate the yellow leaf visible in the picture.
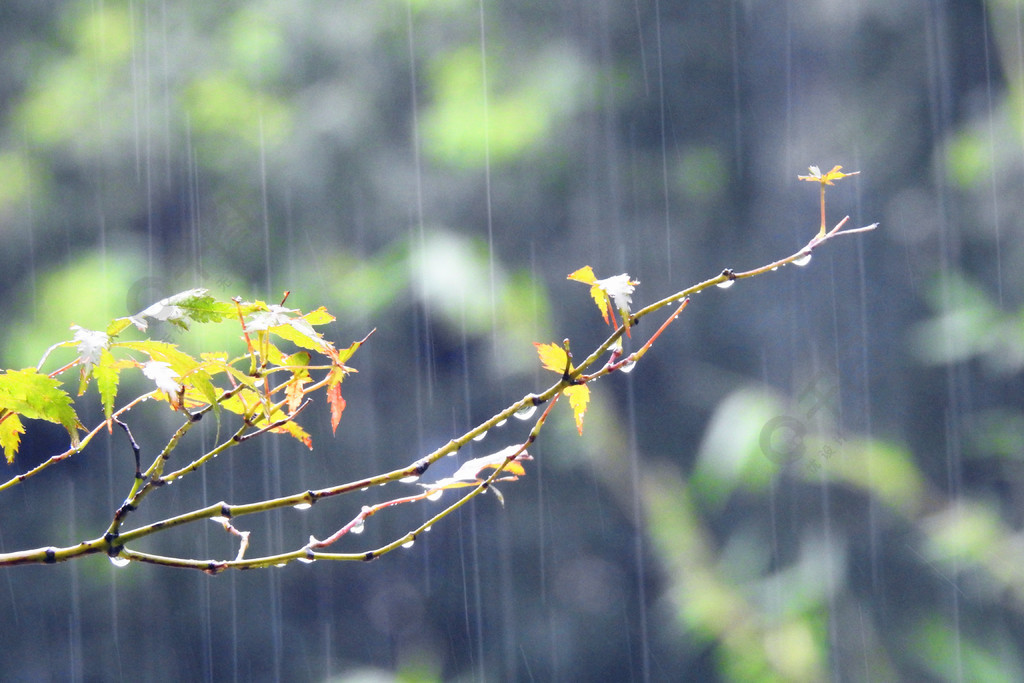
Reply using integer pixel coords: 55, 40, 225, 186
564, 384, 590, 435
566, 265, 597, 285
798, 164, 859, 185
534, 342, 571, 374
590, 287, 615, 326
569, 265, 638, 329
0, 413, 24, 464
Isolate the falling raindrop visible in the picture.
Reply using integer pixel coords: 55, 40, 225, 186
514, 404, 538, 420
108, 556, 130, 568
793, 253, 812, 266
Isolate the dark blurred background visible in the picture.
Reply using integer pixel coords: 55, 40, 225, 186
1, 1, 1021, 681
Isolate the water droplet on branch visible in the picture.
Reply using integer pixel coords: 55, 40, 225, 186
514, 404, 537, 420
794, 253, 812, 267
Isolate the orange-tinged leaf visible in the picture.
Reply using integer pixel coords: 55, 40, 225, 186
327, 382, 346, 434
270, 419, 313, 449
534, 342, 571, 374
564, 384, 590, 435
285, 376, 308, 414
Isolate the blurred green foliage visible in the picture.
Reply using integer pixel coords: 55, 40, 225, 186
0, 0, 1021, 681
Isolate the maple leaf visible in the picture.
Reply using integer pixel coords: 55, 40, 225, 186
93, 348, 121, 421
563, 384, 590, 435
0, 413, 24, 464
567, 266, 640, 336
71, 325, 110, 395
246, 305, 333, 354
797, 164, 858, 186
285, 376, 309, 414
798, 165, 860, 238
127, 288, 230, 332
142, 360, 182, 397
0, 369, 82, 454
71, 325, 108, 373
419, 445, 534, 495
533, 341, 571, 375
327, 382, 346, 435
534, 341, 591, 434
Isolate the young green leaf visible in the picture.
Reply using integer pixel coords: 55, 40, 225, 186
93, 348, 121, 420
128, 288, 227, 331
0, 369, 82, 452
0, 413, 25, 464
